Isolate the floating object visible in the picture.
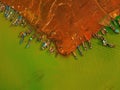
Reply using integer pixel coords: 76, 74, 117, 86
101, 29, 107, 35
19, 38, 24, 45
82, 42, 87, 51
110, 20, 120, 33
98, 36, 115, 48
72, 52, 77, 60
87, 41, 92, 49
41, 41, 48, 50
6, 11, 13, 19
0, 3, 5, 12
12, 16, 22, 26
25, 37, 33, 48
36, 36, 42, 42
19, 32, 27, 44
49, 46, 55, 53
77, 46, 83, 56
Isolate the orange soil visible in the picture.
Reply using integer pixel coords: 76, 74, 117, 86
1, 0, 120, 55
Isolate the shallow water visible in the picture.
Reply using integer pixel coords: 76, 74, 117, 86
0, 13, 120, 90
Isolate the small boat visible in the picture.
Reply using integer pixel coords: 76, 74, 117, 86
72, 52, 77, 60
12, 15, 22, 26
41, 40, 50, 50
19, 32, 27, 44
36, 36, 42, 42
4, 5, 11, 17
82, 42, 87, 50
87, 40, 92, 49
25, 37, 33, 48
101, 28, 108, 35
0, 3, 5, 12
110, 20, 120, 34
41, 42, 48, 50
49, 46, 55, 53
77, 46, 83, 56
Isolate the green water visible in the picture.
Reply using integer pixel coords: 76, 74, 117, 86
0, 13, 120, 90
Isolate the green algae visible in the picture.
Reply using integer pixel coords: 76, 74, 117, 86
0, 13, 120, 90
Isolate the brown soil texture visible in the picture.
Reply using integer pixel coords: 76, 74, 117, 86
1, 0, 120, 55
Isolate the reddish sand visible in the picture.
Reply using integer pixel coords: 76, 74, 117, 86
1, 0, 120, 55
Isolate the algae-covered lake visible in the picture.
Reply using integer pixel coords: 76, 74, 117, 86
0, 13, 120, 90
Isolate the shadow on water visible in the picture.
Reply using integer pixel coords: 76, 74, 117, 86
18, 70, 44, 90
